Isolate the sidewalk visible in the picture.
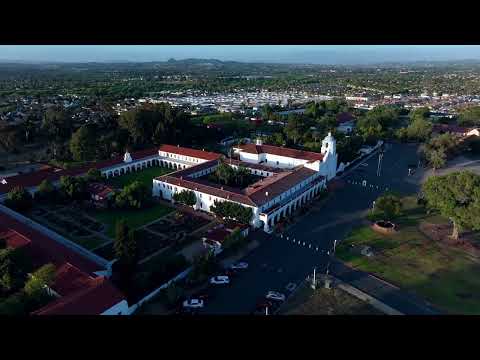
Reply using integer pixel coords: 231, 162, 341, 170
331, 259, 443, 315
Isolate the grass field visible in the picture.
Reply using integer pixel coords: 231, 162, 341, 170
92, 203, 174, 238
106, 166, 173, 190
336, 196, 480, 314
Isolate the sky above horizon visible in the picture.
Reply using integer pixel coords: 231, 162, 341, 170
0, 45, 480, 64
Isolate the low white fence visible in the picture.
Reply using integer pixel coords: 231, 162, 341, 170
337, 141, 383, 175
127, 266, 193, 315
0, 204, 110, 271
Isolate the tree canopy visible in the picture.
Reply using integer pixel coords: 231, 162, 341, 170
114, 180, 150, 209
210, 200, 253, 225
422, 171, 480, 240
173, 190, 197, 207
373, 193, 402, 220
5, 187, 33, 213
69, 124, 98, 161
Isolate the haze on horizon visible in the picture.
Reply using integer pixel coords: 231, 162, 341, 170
0, 45, 480, 65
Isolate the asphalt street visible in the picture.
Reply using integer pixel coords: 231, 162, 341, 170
202, 143, 440, 314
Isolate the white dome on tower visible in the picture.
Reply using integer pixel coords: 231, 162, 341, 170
321, 132, 336, 155
123, 150, 133, 163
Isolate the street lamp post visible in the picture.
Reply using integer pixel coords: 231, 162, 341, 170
377, 151, 384, 177
311, 267, 317, 290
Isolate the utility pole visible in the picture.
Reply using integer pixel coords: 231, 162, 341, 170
311, 267, 317, 290
377, 151, 384, 177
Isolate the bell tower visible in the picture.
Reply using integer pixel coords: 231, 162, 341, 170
321, 132, 336, 156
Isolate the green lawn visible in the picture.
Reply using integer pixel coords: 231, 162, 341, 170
91, 203, 174, 238
336, 196, 480, 314
106, 166, 173, 190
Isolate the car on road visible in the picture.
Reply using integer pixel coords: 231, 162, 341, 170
230, 262, 249, 270
182, 299, 204, 309
266, 291, 286, 302
210, 275, 230, 285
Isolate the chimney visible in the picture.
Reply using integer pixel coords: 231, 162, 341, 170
256, 138, 263, 146
180, 176, 183, 180
177, 144, 180, 147
221, 186, 224, 190
265, 191, 269, 197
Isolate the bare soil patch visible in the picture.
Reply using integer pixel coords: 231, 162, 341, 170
419, 222, 480, 259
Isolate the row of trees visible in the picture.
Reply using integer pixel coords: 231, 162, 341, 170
210, 200, 253, 225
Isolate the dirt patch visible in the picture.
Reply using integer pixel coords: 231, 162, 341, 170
419, 222, 480, 259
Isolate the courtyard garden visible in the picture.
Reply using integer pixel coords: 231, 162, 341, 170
91, 202, 174, 238
336, 196, 480, 314
106, 165, 172, 190
29, 204, 109, 250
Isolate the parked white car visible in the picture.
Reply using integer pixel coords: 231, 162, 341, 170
210, 275, 230, 285
266, 291, 286, 302
230, 262, 249, 270
182, 299, 204, 309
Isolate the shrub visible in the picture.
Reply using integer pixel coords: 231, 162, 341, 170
4, 186, 33, 213
173, 190, 196, 207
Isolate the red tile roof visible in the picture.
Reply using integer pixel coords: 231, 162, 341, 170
159, 174, 257, 207
0, 227, 31, 249
32, 276, 126, 315
159, 144, 221, 161
88, 183, 114, 199
0, 212, 126, 315
0, 147, 159, 195
157, 164, 321, 207
0, 212, 103, 274
205, 227, 231, 243
236, 144, 324, 162
51, 263, 95, 296
247, 167, 319, 206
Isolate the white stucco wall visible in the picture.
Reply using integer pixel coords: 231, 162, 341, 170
101, 299, 130, 315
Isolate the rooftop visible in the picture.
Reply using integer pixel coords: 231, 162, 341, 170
235, 143, 324, 162
159, 144, 221, 161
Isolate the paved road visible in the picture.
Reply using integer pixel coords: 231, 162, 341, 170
202, 142, 440, 314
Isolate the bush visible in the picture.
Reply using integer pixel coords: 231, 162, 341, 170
115, 181, 150, 209
173, 190, 196, 207
35, 179, 56, 203
373, 193, 402, 221
4, 186, 33, 213
0, 292, 27, 315
210, 200, 253, 225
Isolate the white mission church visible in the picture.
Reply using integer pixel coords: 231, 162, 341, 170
153, 133, 337, 233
